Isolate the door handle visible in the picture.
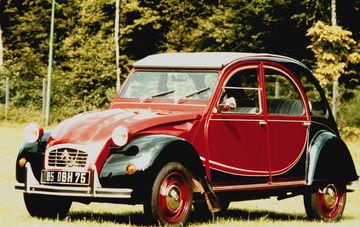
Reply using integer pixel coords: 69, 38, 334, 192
259, 120, 267, 126
303, 121, 311, 128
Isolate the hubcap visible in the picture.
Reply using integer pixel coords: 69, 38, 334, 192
318, 184, 345, 218
322, 184, 338, 209
166, 185, 181, 211
158, 172, 191, 223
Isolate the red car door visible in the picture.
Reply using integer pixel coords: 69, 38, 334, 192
207, 65, 270, 185
263, 65, 309, 183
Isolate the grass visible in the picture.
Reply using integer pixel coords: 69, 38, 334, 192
1, 124, 359, 226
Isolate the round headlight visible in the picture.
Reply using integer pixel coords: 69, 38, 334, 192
24, 123, 44, 143
112, 126, 129, 147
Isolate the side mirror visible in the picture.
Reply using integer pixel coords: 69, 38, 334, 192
218, 97, 237, 112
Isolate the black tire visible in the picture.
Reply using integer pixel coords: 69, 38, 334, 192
303, 183, 346, 222
24, 193, 72, 219
144, 162, 193, 226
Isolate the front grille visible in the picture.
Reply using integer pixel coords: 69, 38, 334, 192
47, 148, 88, 168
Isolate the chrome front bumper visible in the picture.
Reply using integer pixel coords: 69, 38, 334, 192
15, 163, 133, 199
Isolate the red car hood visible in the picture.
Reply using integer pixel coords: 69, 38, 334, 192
49, 108, 202, 147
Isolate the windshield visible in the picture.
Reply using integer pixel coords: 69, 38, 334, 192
120, 71, 219, 101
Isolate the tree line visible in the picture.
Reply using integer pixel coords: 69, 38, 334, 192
0, 0, 359, 127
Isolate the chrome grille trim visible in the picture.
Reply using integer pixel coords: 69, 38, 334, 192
47, 148, 88, 168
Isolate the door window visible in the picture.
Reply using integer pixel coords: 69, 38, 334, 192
220, 68, 261, 114
265, 69, 304, 115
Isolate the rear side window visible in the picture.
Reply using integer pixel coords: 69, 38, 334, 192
265, 68, 304, 116
298, 71, 328, 117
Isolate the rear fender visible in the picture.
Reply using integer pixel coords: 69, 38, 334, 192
307, 130, 358, 185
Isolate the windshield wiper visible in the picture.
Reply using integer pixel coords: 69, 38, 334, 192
140, 89, 175, 102
175, 87, 210, 103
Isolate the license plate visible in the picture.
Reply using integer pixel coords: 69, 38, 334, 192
41, 170, 90, 185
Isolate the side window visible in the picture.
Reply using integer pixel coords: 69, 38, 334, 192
299, 72, 327, 117
265, 69, 304, 115
220, 68, 261, 114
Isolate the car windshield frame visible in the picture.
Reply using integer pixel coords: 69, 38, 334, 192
119, 70, 220, 102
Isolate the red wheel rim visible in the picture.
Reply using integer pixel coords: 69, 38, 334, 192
317, 184, 345, 218
158, 172, 191, 223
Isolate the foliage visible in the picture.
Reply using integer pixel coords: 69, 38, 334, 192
0, 0, 359, 125
306, 21, 360, 88
338, 89, 360, 138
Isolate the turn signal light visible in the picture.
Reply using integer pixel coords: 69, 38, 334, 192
126, 164, 137, 175
18, 158, 27, 167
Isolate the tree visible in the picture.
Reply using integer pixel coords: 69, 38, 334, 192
0, 23, 3, 70
164, 0, 322, 62
307, 21, 360, 119
115, 0, 120, 92
1, 0, 359, 123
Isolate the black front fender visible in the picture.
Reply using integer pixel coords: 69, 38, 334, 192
16, 131, 51, 183
100, 135, 185, 178
99, 135, 190, 202
307, 130, 358, 185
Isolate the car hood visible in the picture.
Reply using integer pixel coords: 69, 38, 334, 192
48, 108, 202, 147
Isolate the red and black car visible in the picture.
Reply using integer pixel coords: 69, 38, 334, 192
15, 52, 358, 226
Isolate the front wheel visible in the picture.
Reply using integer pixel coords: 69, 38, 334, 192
303, 183, 346, 222
24, 194, 72, 219
144, 162, 193, 226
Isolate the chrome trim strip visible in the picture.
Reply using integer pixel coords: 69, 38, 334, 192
267, 119, 307, 123
209, 160, 268, 174
209, 119, 263, 122
15, 163, 133, 199
209, 167, 269, 177
210, 119, 307, 123
213, 180, 306, 191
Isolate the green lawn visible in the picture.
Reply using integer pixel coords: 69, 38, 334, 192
1, 124, 359, 226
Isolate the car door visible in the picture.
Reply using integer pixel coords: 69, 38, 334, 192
207, 65, 270, 185
263, 65, 309, 183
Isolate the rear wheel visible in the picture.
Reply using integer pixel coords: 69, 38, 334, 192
144, 162, 193, 226
303, 183, 346, 222
24, 194, 72, 219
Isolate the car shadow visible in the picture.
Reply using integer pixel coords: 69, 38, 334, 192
67, 211, 150, 226
65, 208, 310, 226
188, 208, 308, 224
